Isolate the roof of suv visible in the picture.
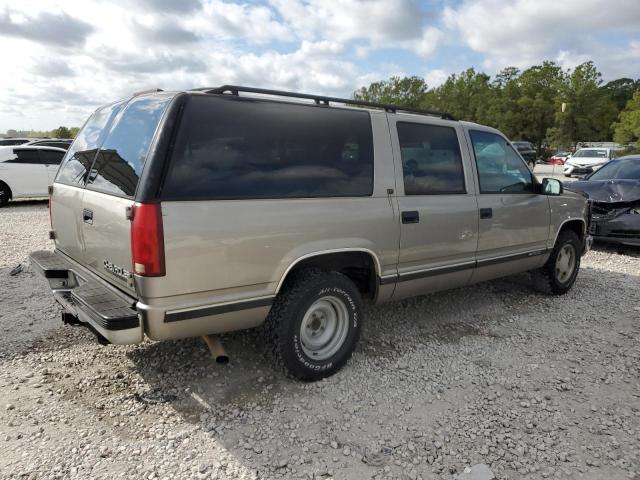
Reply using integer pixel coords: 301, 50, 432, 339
139, 85, 457, 122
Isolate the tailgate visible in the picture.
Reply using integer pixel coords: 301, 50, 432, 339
51, 92, 175, 296
81, 189, 136, 294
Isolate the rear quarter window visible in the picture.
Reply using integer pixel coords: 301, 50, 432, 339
86, 94, 173, 197
162, 96, 374, 200
56, 103, 123, 186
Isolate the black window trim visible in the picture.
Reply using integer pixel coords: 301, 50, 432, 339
159, 94, 376, 202
469, 129, 539, 195
397, 120, 468, 196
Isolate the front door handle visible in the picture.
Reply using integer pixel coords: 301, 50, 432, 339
401, 211, 419, 224
83, 208, 93, 225
480, 208, 493, 219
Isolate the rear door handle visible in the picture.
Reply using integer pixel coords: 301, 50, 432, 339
83, 208, 93, 225
401, 211, 419, 224
480, 208, 493, 219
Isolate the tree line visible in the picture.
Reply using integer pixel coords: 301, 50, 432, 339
3, 126, 80, 139
354, 61, 640, 155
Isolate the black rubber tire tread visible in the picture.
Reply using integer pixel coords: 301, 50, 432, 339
264, 267, 363, 381
0, 182, 10, 207
537, 230, 581, 295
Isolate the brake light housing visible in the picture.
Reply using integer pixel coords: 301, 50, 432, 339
130, 202, 165, 277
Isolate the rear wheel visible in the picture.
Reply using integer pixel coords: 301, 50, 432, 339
0, 183, 10, 207
264, 268, 363, 381
537, 230, 581, 295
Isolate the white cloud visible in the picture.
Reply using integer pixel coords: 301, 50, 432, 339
424, 69, 449, 88
444, 0, 640, 73
0, 0, 637, 131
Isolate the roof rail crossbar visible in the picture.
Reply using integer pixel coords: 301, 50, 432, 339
195, 85, 455, 120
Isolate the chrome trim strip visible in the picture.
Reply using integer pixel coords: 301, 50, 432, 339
379, 249, 550, 285
164, 295, 275, 323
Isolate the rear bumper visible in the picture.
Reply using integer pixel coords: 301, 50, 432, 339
29, 250, 143, 344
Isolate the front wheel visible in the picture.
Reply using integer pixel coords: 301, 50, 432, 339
264, 268, 363, 381
537, 230, 581, 295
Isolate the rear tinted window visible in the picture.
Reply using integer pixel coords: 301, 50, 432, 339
162, 96, 374, 200
39, 149, 65, 165
397, 122, 465, 194
56, 103, 123, 186
86, 95, 173, 197
6, 149, 41, 164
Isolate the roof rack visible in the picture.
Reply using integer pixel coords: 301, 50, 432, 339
193, 85, 455, 121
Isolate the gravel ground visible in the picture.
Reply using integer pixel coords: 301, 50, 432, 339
1, 201, 639, 480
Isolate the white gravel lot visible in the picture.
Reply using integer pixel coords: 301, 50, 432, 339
0, 201, 639, 480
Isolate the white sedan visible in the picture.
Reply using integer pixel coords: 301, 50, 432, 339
563, 148, 616, 177
0, 146, 67, 206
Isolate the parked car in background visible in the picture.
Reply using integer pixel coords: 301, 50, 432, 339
30, 86, 590, 381
512, 141, 537, 170
24, 139, 73, 150
0, 146, 66, 206
548, 151, 571, 165
563, 148, 615, 177
566, 156, 640, 247
0, 138, 34, 146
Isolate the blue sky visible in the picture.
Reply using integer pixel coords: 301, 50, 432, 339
0, 0, 639, 131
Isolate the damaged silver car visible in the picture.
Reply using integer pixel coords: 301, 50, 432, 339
566, 155, 640, 247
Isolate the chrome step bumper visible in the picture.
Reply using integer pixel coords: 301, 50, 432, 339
29, 250, 143, 345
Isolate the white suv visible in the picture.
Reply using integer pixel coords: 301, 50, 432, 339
563, 148, 615, 177
0, 146, 66, 206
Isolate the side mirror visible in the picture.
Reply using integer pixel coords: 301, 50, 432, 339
542, 178, 562, 196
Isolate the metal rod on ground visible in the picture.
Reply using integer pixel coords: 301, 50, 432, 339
202, 335, 229, 364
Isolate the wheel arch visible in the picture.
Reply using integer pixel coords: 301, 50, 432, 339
554, 218, 586, 245
275, 248, 381, 301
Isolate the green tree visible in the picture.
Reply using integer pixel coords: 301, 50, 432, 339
613, 91, 640, 143
69, 127, 80, 138
353, 76, 428, 108
427, 68, 495, 123
52, 126, 71, 138
602, 78, 640, 110
548, 62, 617, 148
485, 67, 522, 138
517, 62, 565, 151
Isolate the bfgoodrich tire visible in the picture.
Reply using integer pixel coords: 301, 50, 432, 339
264, 268, 363, 381
537, 230, 581, 295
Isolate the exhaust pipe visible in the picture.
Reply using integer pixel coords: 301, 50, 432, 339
202, 335, 229, 364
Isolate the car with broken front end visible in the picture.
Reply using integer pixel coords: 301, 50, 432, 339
30, 86, 591, 381
565, 155, 640, 247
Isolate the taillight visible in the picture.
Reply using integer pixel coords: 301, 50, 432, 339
130, 202, 165, 277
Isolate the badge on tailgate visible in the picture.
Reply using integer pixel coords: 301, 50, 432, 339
103, 259, 133, 286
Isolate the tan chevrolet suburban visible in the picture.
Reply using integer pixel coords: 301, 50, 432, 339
30, 86, 591, 381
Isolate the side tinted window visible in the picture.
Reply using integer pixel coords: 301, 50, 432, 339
397, 122, 465, 195
56, 103, 123, 186
470, 130, 533, 194
162, 96, 374, 200
7, 149, 41, 164
87, 95, 172, 197
39, 149, 65, 165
